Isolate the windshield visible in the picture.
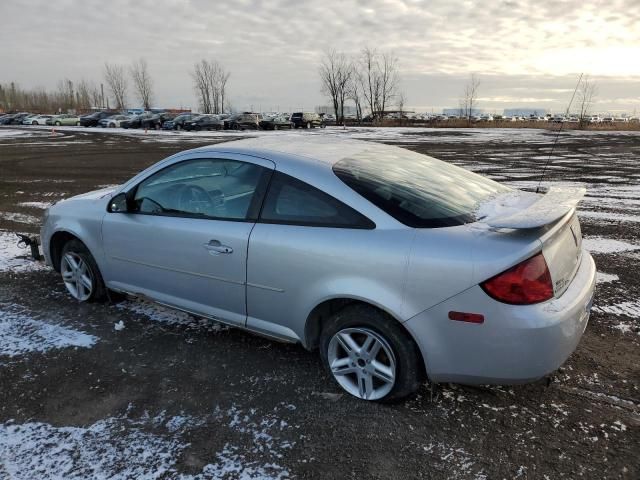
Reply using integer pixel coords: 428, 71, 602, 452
333, 147, 510, 228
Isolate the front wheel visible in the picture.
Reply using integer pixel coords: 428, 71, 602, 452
75, 121, 80, 126
319, 304, 423, 402
306, 122, 311, 129
60, 239, 106, 302
55, 122, 61, 126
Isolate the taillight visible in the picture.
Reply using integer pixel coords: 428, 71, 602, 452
481, 252, 553, 305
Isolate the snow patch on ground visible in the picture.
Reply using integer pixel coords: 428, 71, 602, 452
593, 301, 640, 319
0, 129, 38, 139
117, 299, 229, 333
17, 201, 52, 209
583, 237, 640, 254
0, 211, 40, 224
0, 404, 295, 479
0, 231, 47, 273
0, 304, 97, 357
596, 272, 619, 284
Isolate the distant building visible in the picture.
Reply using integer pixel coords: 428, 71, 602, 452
315, 105, 356, 115
443, 108, 483, 116
503, 108, 547, 117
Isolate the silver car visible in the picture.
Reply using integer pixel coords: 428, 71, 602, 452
40, 137, 596, 402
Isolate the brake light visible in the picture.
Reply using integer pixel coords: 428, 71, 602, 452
481, 253, 553, 305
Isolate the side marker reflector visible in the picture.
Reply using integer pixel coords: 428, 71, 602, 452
448, 311, 485, 324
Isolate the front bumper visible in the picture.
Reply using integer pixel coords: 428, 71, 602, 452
404, 250, 596, 384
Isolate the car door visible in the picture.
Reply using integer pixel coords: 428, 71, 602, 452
101, 154, 274, 326
246, 172, 411, 343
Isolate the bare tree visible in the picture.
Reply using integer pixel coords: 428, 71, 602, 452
359, 47, 381, 120
192, 59, 230, 114
346, 68, 364, 123
460, 73, 480, 125
397, 92, 406, 123
130, 58, 153, 110
356, 47, 399, 121
219, 69, 230, 114
577, 75, 597, 129
378, 51, 399, 118
104, 63, 128, 110
319, 49, 353, 124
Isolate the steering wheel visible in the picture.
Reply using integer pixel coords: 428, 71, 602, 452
177, 184, 214, 214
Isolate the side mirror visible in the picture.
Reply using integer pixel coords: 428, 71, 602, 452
108, 192, 129, 213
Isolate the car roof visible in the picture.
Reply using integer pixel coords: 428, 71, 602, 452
191, 136, 379, 169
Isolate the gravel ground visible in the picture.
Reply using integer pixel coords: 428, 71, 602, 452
0, 126, 638, 479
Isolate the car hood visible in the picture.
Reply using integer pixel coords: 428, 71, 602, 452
71, 187, 117, 201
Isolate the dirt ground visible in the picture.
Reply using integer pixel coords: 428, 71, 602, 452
0, 126, 638, 479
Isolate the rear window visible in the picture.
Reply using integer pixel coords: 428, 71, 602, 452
333, 148, 510, 228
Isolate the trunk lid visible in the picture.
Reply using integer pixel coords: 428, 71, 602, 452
540, 211, 583, 297
475, 186, 586, 298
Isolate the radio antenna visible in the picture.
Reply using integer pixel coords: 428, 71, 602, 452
535, 73, 583, 193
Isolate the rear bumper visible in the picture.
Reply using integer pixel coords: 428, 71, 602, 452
404, 250, 596, 384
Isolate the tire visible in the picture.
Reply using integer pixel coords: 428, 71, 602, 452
55, 121, 61, 126
306, 122, 311, 129
176, 124, 182, 131
60, 239, 106, 303
75, 121, 80, 126
273, 124, 279, 130
319, 304, 423, 402
32, 121, 37, 125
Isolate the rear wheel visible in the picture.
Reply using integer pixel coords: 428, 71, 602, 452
75, 121, 80, 126
60, 239, 106, 302
55, 121, 61, 126
32, 121, 37, 125
306, 122, 311, 129
319, 304, 422, 402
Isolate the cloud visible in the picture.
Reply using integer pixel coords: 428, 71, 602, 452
0, 0, 638, 113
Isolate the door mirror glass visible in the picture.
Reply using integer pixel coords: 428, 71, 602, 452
108, 192, 128, 213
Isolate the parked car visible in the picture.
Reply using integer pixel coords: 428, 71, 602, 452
120, 113, 154, 129
5, 112, 32, 124
99, 115, 130, 128
291, 112, 324, 129
22, 114, 54, 125
183, 114, 224, 131
162, 113, 198, 130
141, 113, 175, 130
259, 115, 293, 130
41, 137, 595, 402
80, 111, 112, 127
0, 114, 20, 125
47, 114, 81, 126
226, 113, 262, 130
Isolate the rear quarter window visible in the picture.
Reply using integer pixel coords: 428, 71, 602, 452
260, 172, 374, 229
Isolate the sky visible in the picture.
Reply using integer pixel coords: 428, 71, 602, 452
1, 0, 639, 114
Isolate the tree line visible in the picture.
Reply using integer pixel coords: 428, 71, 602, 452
0, 58, 231, 114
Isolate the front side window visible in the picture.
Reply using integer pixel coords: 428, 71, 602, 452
260, 172, 374, 229
333, 147, 511, 228
134, 158, 268, 221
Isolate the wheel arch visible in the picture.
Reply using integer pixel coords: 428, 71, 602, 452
304, 298, 424, 359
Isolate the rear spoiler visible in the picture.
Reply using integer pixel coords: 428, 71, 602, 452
478, 186, 586, 229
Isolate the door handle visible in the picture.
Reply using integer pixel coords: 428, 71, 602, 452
203, 239, 233, 255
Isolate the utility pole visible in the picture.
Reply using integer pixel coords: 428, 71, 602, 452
100, 83, 105, 109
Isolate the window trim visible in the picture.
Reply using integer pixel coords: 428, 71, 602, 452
118, 157, 273, 223
257, 171, 375, 230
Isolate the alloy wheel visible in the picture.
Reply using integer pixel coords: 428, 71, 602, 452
327, 327, 396, 400
61, 252, 93, 301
